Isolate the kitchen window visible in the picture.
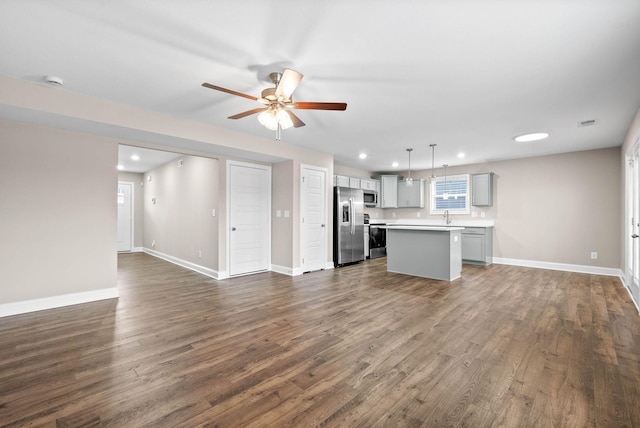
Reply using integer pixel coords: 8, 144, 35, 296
430, 174, 470, 214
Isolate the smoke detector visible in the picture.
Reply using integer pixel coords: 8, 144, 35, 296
44, 75, 64, 86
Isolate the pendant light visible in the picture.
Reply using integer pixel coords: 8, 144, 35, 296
429, 144, 437, 182
443, 164, 449, 200
405, 148, 413, 186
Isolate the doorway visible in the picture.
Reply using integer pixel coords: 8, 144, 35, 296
227, 161, 271, 276
300, 165, 328, 272
117, 182, 133, 252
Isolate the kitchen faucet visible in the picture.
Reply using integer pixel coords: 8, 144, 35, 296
443, 210, 452, 225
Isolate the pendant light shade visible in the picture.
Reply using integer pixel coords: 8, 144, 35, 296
405, 148, 413, 186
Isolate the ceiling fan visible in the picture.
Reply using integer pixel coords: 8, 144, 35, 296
202, 69, 347, 140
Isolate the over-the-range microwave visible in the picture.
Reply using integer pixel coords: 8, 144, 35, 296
363, 190, 378, 207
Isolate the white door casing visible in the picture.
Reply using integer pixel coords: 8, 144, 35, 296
227, 161, 271, 276
626, 140, 640, 307
301, 165, 327, 272
117, 182, 133, 252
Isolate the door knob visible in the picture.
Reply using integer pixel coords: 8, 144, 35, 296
321, 224, 325, 228
231, 227, 237, 231
632, 234, 639, 238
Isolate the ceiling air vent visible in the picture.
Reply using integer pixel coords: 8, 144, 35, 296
578, 119, 598, 127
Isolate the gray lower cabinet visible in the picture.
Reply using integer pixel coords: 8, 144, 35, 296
462, 226, 493, 265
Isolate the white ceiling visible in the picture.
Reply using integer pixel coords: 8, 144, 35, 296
1, 1, 639, 172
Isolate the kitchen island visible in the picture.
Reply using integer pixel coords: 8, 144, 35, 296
384, 225, 464, 281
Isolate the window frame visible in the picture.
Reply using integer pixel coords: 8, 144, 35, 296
429, 173, 471, 214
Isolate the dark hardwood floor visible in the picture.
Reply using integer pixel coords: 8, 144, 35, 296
1, 253, 640, 427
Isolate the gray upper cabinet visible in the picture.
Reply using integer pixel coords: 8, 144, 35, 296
472, 172, 494, 207
377, 175, 398, 208
397, 178, 425, 208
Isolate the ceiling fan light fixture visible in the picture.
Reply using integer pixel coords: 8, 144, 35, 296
276, 109, 294, 129
258, 109, 278, 130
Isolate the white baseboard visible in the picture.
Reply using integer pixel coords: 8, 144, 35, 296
131, 246, 144, 253
619, 275, 640, 314
271, 263, 333, 276
0, 288, 119, 318
271, 264, 305, 276
493, 257, 622, 277
143, 248, 223, 280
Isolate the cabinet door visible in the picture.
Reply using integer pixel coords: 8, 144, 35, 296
462, 234, 485, 262
380, 175, 398, 208
472, 173, 493, 206
397, 179, 425, 208
397, 179, 410, 207
360, 179, 375, 191
349, 177, 361, 189
335, 175, 350, 187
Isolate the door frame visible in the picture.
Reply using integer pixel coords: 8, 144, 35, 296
300, 164, 329, 273
117, 181, 134, 252
226, 160, 272, 277
625, 138, 640, 311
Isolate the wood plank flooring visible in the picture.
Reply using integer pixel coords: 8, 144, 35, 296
1, 253, 640, 427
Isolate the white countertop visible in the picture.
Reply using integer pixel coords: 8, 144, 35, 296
383, 225, 465, 231
369, 218, 495, 227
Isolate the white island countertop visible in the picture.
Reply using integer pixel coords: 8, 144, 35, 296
370, 218, 494, 227
383, 225, 465, 231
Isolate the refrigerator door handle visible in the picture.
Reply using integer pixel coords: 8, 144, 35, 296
349, 197, 355, 235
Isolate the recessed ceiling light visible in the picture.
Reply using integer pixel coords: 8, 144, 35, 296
457, 153, 465, 158
117, 164, 124, 171
513, 132, 549, 142
131, 154, 140, 161
392, 161, 399, 168
359, 153, 367, 159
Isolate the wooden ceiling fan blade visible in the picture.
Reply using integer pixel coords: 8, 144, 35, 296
228, 108, 266, 119
202, 82, 258, 102
274, 69, 303, 100
285, 111, 306, 128
292, 102, 347, 111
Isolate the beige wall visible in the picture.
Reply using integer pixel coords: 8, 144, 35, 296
341, 147, 621, 268
118, 171, 144, 249
0, 119, 117, 304
272, 160, 294, 268
143, 155, 219, 271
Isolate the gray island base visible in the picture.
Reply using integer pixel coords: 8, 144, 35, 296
384, 225, 464, 281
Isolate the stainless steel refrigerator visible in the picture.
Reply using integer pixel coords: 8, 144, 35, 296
334, 186, 365, 266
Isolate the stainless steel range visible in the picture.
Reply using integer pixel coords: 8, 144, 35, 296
368, 221, 387, 259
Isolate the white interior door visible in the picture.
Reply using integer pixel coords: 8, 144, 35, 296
301, 165, 327, 272
228, 161, 271, 276
117, 182, 133, 252
627, 142, 640, 305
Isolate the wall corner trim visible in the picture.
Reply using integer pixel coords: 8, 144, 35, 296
0, 288, 119, 318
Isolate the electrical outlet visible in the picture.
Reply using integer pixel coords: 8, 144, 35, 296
591, 252, 598, 260
198, 250, 202, 258
151, 240, 155, 248
416, 212, 421, 217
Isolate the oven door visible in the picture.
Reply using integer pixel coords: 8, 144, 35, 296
369, 225, 386, 258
